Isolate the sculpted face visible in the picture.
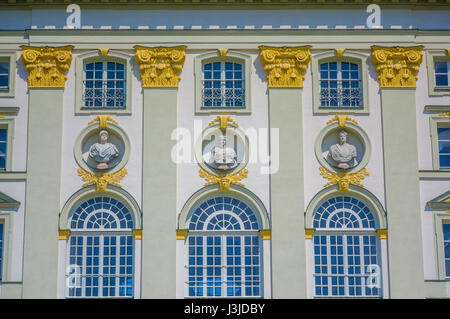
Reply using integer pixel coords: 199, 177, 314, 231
339, 130, 347, 145
99, 130, 109, 144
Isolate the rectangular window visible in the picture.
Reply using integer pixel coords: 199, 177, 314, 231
202, 62, 245, 108
443, 223, 450, 277
0, 223, 3, 281
438, 127, 450, 169
320, 62, 362, 108
0, 62, 9, 91
0, 128, 7, 171
435, 61, 450, 88
313, 234, 381, 297
83, 62, 126, 109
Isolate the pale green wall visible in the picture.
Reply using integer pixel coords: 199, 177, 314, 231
22, 89, 63, 298
141, 88, 178, 298
269, 88, 307, 298
380, 88, 425, 298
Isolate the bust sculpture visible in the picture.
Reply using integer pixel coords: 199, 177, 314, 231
205, 134, 238, 170
88, 130, 120, 170
324, 130, 358, 169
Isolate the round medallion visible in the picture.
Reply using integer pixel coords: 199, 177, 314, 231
315, 122, 371, 174
195, 122, 249, 176
74, 122, 130, 174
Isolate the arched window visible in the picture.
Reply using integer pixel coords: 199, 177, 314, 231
202, 61, 245, 108
312, 196, 382, 297
319, 61, 362, 108
66, 196, 134, 298
83, 61, 126, 108
186, 196, 263, 298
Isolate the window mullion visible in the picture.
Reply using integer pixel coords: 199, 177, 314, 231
221, 63, 226, 107
343, 234, 349, 297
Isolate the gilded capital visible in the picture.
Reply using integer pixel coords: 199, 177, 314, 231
259, 45, 311, 88
371, 45, 424, 88
134, 45, 187, 88
21, 45, 74, 88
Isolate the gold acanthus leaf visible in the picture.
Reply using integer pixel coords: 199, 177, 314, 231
259, 45, 311, 88
371, 45, 424, 88
438, 112, 450, 117
199, 168, 248, 191
78, 168, 128, 192
326, 115, 358, 128
20, 45, 74, 88
134, 45, 187, 88
208, 116, 239, 130
88, 115, 119, 129
319, 166, 369, 192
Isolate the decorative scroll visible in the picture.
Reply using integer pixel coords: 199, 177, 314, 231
326, 115, 358, 128
88, 115, 119, 129
319, 166, 369, 192
371, 45, 424, 88
208, 115, 239, 130
134, 45, 187, 88
78, 168, 128, 192
199, 168, 248, 191
259, 45, 311, 88
21, 45, 74, 88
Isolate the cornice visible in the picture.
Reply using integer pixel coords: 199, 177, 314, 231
0, 0, 449, 5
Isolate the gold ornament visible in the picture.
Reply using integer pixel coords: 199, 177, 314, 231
199, 168, 248, 191
134, 45, 187, 88
371, 45, 424, 88
319, 166, 369, 192
88, 115, 119, 129
78, 168, 128, 192
439, 112, 450, 117
218, 49, 228, 57
259, 45, 311, 88
98, 48, 109, 57
21, 45, 74, 88
208, 115, 239, 130
335, 48, 346, 57
326, 115, 358, 128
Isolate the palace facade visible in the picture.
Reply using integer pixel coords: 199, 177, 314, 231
0, 1, 449, 299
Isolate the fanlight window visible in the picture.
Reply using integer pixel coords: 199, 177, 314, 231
186, 196, 262, 298
312, 196, 382, 298
66, 197, 134, 298
83, 61, 126, 109
319, 61, 362, 108
202, 61, 245, 108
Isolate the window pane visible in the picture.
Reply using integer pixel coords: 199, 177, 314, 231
443, 224, 450, 241
438, 128, 450, 140
436, 74, 449, 87
435, 61, 448, 74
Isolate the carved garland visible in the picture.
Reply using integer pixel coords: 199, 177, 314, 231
134, 45, 187, 88
78, 168, 128, 193
259, 45, 311, 88
319, 166, 370, 192
371, 45, 424, 88
21, 45, 74, 88
199, 168, 248, 191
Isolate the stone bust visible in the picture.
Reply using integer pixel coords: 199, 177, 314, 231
324, 130, 358, 169
205, 134, 238, 170
88, 130, 120, 170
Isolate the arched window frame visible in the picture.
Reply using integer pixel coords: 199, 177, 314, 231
58, 185, 142, 299
75, 50, 133, 115
194, 51, 252, 114
177, 185, 270, 299
311, 50, 370, 114
305, 185, 388, 299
